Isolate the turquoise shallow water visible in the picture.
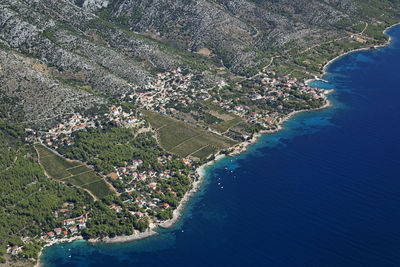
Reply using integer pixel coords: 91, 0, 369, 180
41, 25, 400, 267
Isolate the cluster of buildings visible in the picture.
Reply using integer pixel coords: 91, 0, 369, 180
106, 105, 144, 128
106, 155, 178, 184
32, 65, 328, 232
112, 153, 188, 178
123, 68, 200, 113
41, 203, 87, 242
44, 219, 86, 239
35, 86, 199, 223
38, 105, 147, 149
106, 159, 145, 182
210, 72, 326, 128
101, 152, 197, 218
118, 66, 325, 133
41, 113, 94, 149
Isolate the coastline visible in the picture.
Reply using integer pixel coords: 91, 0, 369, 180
159, 153, 226, 229
142, 20, 400, 231
35, 236, 84, 267
230, 91, 333, 157
88, 228, 159, 244
34, 154, 226, 266
313, 22, 400, 82
37, 91, 333, 267
35, 21, 399, 267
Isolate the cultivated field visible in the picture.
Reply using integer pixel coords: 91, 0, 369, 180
35, 144, 114, 199
141, 110, 237, 159
201, 100, 243, 133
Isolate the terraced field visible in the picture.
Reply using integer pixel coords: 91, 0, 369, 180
142, 110, 237, 159
35, 144, 115, 199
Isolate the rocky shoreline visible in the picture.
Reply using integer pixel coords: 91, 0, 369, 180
88, 229, 159, 244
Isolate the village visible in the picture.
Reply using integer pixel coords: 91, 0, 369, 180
219, 71, 327, 128
2, 64, 330, 261
33, 103, 146, 151
32, 66, 327, 206
124, 67, 200, 114
119, 67, 327, 131
6, 203, 88, 256
42, 203, 88, 241
23, 66, 328, 249
28, 95, 199, 243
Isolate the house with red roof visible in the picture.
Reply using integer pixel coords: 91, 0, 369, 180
47, 231, 55, 238
11, 246, 20, 255
54, 228, 62, 236
69, 226, 78, 234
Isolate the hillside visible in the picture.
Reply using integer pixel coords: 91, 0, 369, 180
74, 0, 400, 73
1, 0, 399, 127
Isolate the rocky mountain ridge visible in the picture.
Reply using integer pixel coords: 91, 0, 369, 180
1, 0, 399, 128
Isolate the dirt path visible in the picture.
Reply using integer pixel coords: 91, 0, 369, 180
299, 22, 370, 55
239, 55, 279, 82
361, 22, 369, 35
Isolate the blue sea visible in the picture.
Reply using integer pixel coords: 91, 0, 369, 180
41, 25, 400, 267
